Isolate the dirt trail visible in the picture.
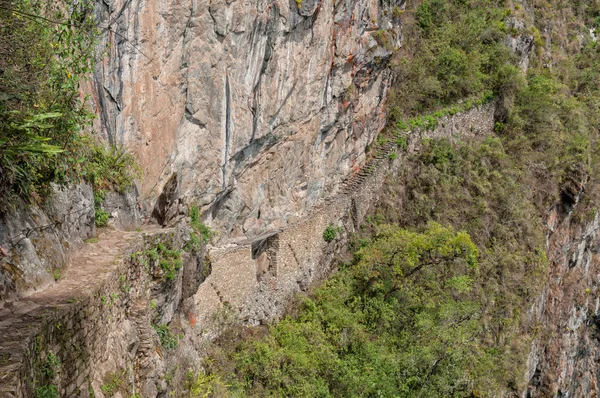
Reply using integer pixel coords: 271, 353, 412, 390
0, 225, 160, 393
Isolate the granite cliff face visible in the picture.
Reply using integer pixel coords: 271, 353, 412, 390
89, 0, 402, 239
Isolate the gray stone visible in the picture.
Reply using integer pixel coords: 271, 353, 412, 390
89, 0, 399, 241
102, 187, 142, 231
0, 183, 97, 302
46, 183, 95, 243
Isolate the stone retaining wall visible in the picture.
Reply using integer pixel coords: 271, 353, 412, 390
11, 229, 205, 398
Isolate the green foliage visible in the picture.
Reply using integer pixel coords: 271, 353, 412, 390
35, 351, 60, 398
132, 240, 182, 282
0, 0, 138, 204
395, 135, 408, 151
52, 269, 61, 282
389, 1, 514, 120
154, 324, 179, 350
85, 145, 140, 194
189, 372, 228, 397
95, 208, 110, 227
202, 225, 490, 396
101, 369, 127, 396
185, 232, 202, 252
35, 385, 58, 398
378, 136, 548, 393
41, 352, 59, 379
322, 224, 340, 243
415, 1, 433, 32
190, 206, 214, 243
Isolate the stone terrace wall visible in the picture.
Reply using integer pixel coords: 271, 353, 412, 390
8, 228, 204, 398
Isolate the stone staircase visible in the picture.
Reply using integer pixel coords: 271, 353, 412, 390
339, 139, 399, 196
131, 299, 156, 372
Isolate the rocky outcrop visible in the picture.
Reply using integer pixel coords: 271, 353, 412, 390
102, 187, 143, 231
0, 184, 95, 305
524, 202, 600, 397
0, 183, 144, 305
89, 0, 403, 240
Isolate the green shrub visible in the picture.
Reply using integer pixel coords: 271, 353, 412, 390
131, 240, 182, 282
41, 352, 59, 379
185, 232, 202, 252
154, 324, 179, 350
395, 136, 408, 150
35, 385, 58, 398
322, 224, 340, 242
416, 1, 433, 32
0, 0, 138, 206
95, 208, 110, 227
52, 270, 61, 282
190, 205, 214, 243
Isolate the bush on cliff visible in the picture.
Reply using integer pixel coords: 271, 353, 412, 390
0, 0, 137, 206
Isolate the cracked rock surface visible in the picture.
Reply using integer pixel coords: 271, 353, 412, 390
88, 0, 403, 240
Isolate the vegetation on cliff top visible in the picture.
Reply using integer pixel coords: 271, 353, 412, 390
0, 0, 137, 208
190, 0, 600, 396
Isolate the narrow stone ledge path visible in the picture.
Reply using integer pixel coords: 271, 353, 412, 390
0, 225, 161, 396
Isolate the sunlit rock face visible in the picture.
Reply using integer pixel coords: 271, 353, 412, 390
89, 0, 403, 239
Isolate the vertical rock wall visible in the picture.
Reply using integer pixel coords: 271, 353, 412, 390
525, 206, 600, 397
0, 184, 95, 304
89, 0, 403, 239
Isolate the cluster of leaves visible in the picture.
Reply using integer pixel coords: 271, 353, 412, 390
35, 385, 58, 398
131, 241, 183, 282
187, 205, 214, 249
153, 323, 179, 350
34, 352, 60, 397
0, 0, 138, 207
322, 224, 341, 243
